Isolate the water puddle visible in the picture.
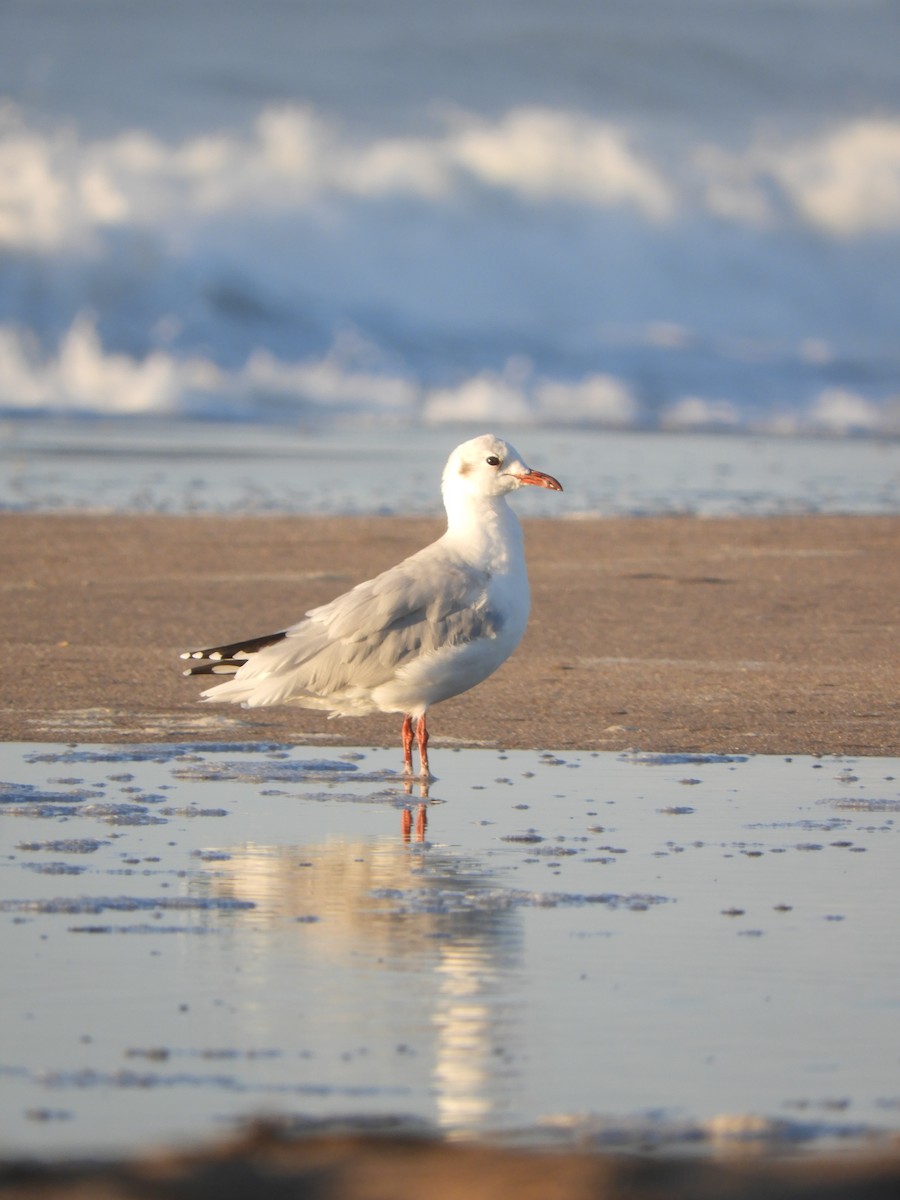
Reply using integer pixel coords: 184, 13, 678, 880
1, 742, 898, 1156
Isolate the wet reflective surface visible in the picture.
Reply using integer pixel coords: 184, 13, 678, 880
2, 743, 899, 1155
4, 422, 900, 517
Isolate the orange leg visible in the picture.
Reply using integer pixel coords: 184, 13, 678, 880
416, 713, 430, 779
401, 713, 414, 775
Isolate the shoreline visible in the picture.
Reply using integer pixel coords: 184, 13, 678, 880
1, 511, 898, 755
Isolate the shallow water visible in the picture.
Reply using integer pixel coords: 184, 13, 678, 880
3, 420, 899, 517
2, 742, 899, 1157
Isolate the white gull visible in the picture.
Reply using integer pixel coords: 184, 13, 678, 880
182, 434, 563, 777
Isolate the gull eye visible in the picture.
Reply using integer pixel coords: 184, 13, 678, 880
485, 455, 501, 467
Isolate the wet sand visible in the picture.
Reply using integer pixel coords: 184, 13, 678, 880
4, 1123, 900, 1199
1, 512, 897, 755
2, 512, 900, 1195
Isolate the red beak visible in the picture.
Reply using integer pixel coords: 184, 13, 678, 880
515, 468, 564, 492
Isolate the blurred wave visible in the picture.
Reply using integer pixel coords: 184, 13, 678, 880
2, 1, 899, 436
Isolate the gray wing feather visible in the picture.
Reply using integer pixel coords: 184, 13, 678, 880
221, 544, 501, 704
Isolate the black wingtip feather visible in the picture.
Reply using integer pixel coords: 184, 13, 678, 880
180, 629, 288, 666
183, 661, 243, 677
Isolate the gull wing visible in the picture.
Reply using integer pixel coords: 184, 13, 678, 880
200, 542, 503, 707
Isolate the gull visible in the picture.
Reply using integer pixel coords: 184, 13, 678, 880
182, 434, 563, 777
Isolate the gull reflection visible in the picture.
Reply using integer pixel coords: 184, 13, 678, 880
198, 811, 523, 1133
403, 774, 431, 799
432, 937, 507, 1130
401, 803, 428, 841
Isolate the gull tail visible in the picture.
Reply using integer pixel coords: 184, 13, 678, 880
180, 630, 288, 677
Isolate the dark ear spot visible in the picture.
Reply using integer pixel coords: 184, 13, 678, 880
458, 461, 472, 476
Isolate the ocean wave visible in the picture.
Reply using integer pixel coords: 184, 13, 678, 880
697, 118, 900, 237
0, 317, 417, 420
0, 104, 670, 251
1, 102, 899, 433
4, 103, 900, 252
2, 314, 896, 437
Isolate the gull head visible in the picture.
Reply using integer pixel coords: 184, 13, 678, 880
442, 434, 563, 503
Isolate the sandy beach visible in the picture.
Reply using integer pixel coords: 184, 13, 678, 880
1, 511, 897, 756
2, 511, 900, 1197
